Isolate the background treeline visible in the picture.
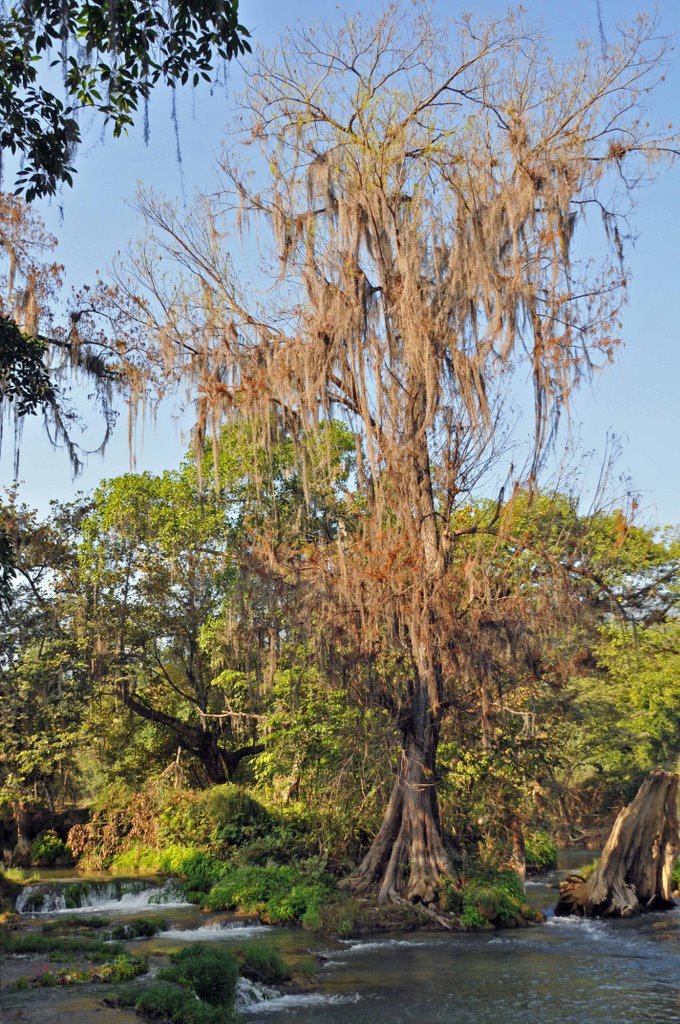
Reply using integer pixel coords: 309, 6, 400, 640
2, 419, 679, 889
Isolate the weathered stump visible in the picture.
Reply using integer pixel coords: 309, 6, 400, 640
556, 769, 679, 918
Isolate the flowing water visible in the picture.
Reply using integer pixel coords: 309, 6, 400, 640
14, 876, 187, 914
10, 854, 680, 1023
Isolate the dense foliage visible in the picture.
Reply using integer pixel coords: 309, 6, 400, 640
2, 423, 679, 904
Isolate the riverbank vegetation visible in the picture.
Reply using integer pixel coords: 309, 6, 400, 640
2, 2, 680, 937
2, 432, 679, 928
0, 909, 317, 1023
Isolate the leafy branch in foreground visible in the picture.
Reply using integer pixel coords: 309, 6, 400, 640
1, 0, 251, 199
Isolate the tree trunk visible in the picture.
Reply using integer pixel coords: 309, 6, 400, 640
510, 817, 526, 886
348, 406, 454, 905
12, 801, 31, 865
349, 703, 452, 904
556, 769, 679, 918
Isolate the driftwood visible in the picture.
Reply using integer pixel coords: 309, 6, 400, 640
556, 769, 679, 918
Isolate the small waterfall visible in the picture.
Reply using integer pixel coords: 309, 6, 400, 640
236, 978, 362, 1014
236, 976, 280, 1009
15, 885, 76, 914
158, 918, 273, 941
15, 878, 187, 915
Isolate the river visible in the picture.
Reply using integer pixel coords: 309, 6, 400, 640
9, 852, 680, 1024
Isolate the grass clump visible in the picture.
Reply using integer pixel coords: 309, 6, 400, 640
314, 892, 427, 937
107, 916, 168, 940
460, 868, 535, 928
579, 858, 600, 881
109, 845, 227, 896
119, 944, 239, 1024
0, 931, 125, 961
99, 952, 149, 982
0, 867, 21, 915
8, 952, 147, 990
315, 896, 360, 938
42, 913, 111, 932
235, 943, 290, 985
157, 944, 240, 1007
117, 981, 237, 1024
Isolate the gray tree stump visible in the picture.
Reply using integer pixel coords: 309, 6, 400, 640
555, 769, 679, 918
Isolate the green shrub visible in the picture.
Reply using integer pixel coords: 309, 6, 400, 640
236, 944, 290, 985
201, 865, 288, 913
524, 830, 558, 872
461, 868, 527, 927
207, 786, 273, 847
159, 944, 239, 1007
155, 784, 273, 852
30, 830, 70, 866
184, 889, 206, 905
267, 882, 327, 926
201, 862, 332, 924
69, 781, 319, 872
117, 981, 237, 1024
174, 851, 226, 893
672, 858, 680, 889
228, 807, 318, 866
100, 952, 148, 982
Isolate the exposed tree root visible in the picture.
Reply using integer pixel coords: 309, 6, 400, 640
388, 892, 454, 930
349, 742, 453, 906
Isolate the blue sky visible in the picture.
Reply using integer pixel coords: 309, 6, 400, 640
4, 0, 680, 526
